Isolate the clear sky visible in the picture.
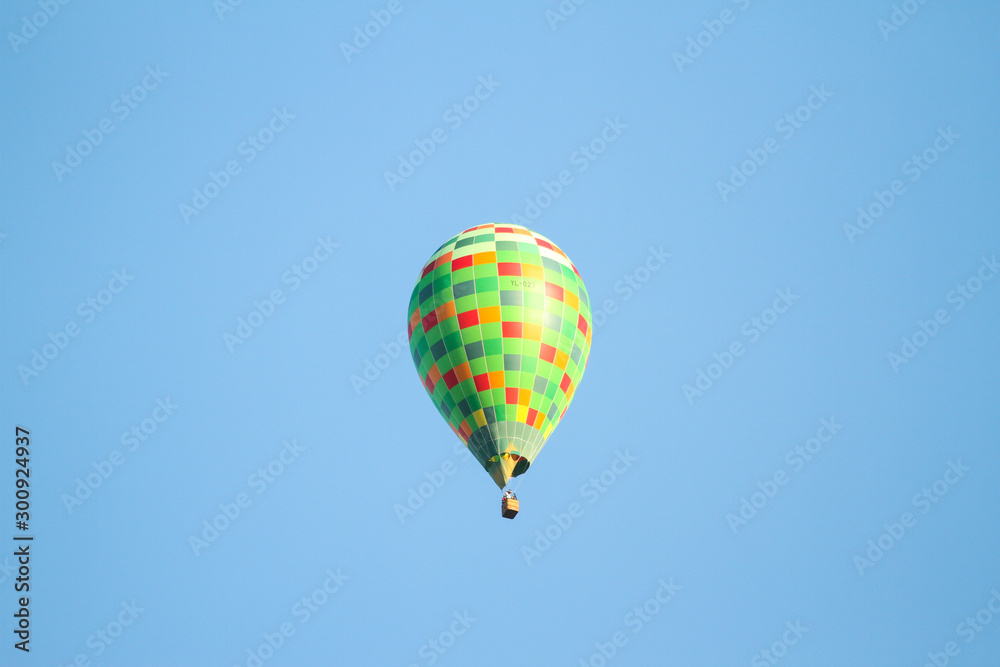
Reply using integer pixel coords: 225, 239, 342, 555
2, 1, 999, 666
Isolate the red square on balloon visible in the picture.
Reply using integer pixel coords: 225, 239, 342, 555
421, 309, 439, 333
502, 322, 523, 338
451, 255, 473, 270
498, 263, 521, 276
457, 310, 479, 329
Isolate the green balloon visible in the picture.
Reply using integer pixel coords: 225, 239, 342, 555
407, 224, 592, 488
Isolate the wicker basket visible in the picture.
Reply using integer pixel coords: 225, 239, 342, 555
501, 497, 519, 519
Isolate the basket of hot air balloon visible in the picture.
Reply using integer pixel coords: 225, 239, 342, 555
501, 495, 519, 519
407, 224, 592, 518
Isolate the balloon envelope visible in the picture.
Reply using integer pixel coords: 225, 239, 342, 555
407, 224, 592, 488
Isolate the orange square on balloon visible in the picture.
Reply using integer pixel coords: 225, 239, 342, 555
479, 306, 501, 323
435, 300, 456, 321
453, 362, 473, 383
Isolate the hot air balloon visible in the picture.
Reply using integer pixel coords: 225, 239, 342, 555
407, 223, 592, 518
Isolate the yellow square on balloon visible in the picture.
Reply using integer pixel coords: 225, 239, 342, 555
564, 291, 579, 312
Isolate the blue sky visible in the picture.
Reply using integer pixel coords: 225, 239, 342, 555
2, 1, 999, 665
